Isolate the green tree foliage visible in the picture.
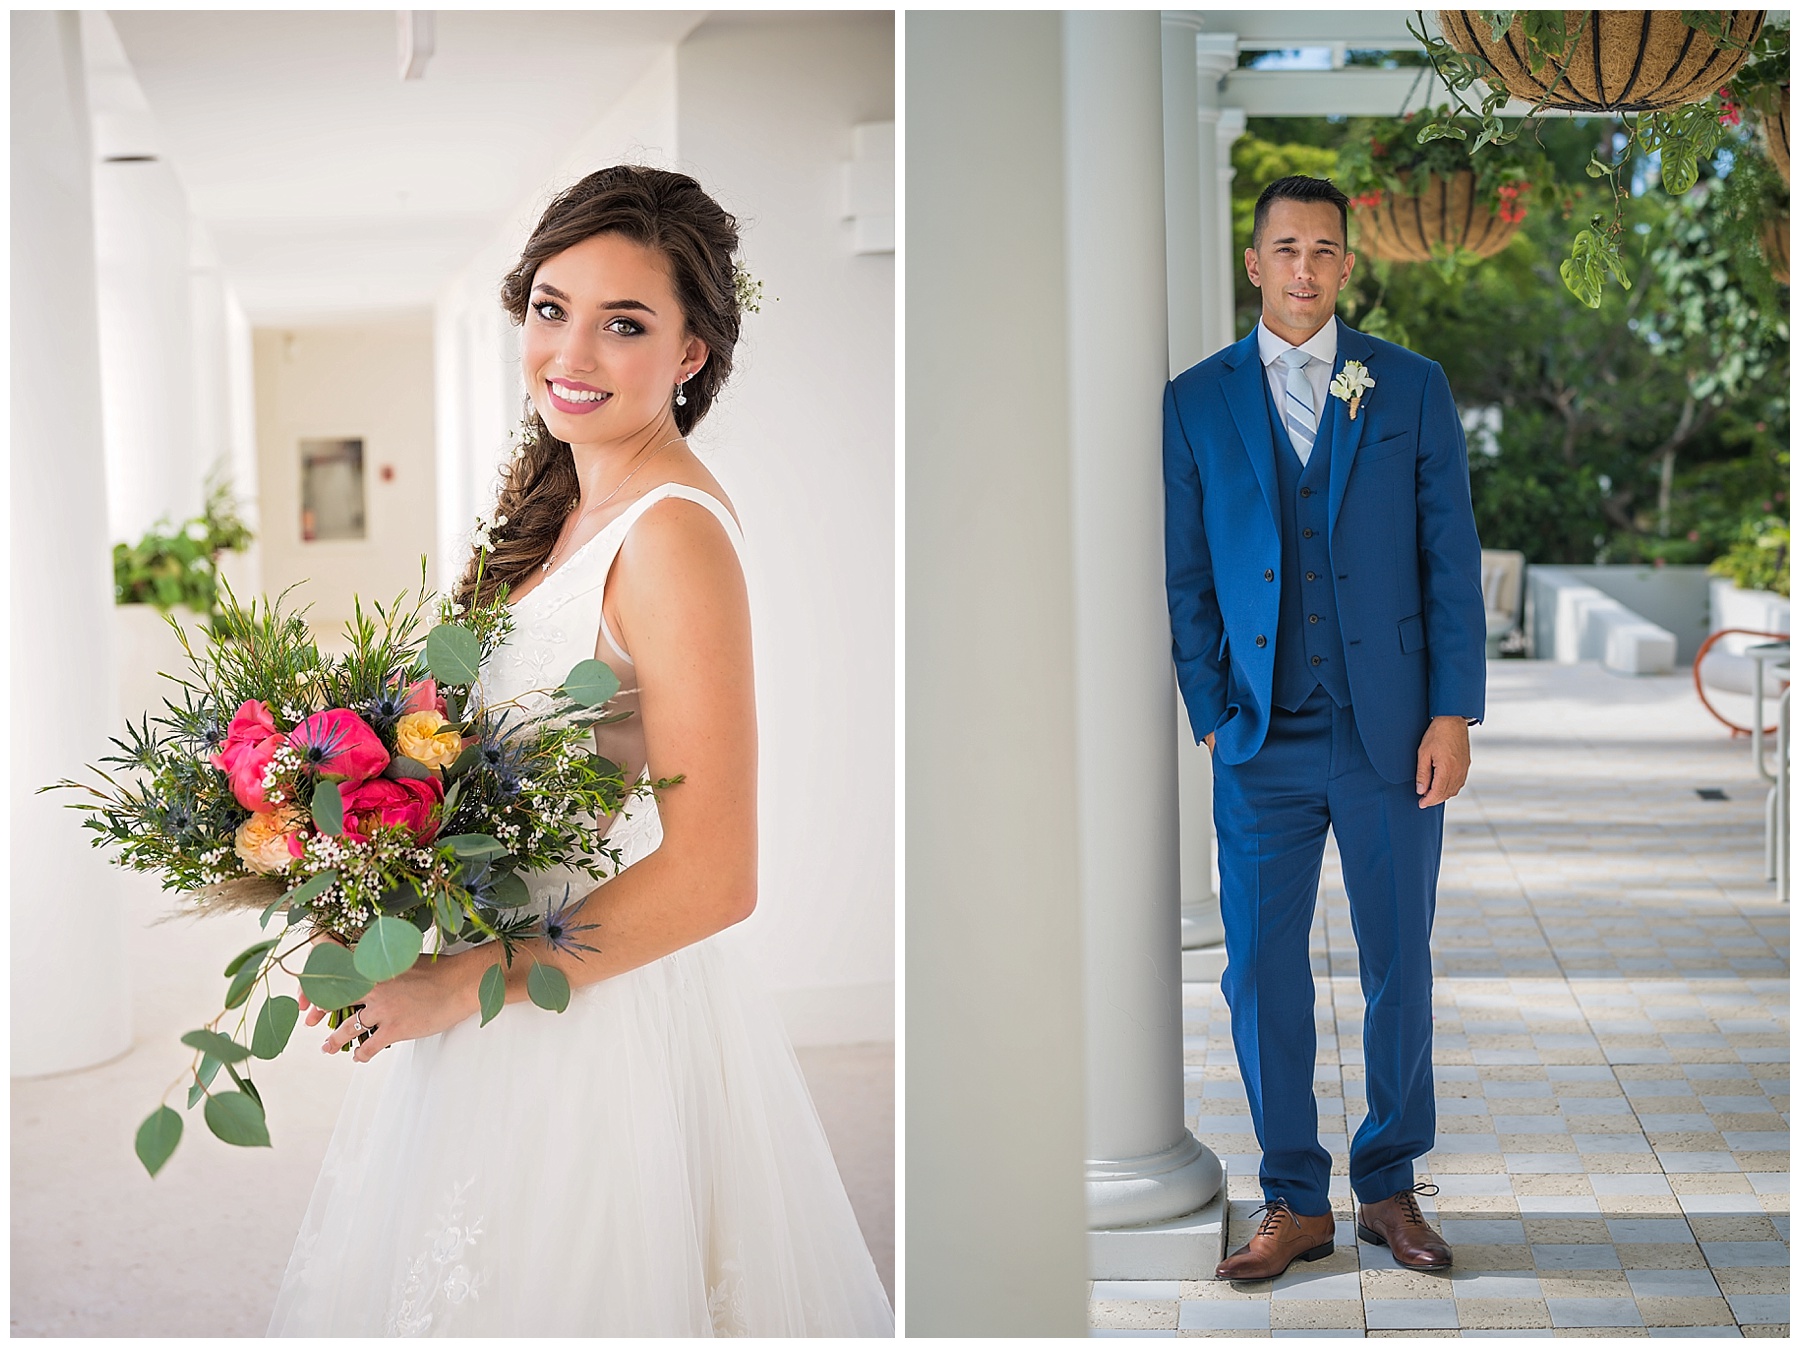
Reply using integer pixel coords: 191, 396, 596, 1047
1230, 116, 1788, 566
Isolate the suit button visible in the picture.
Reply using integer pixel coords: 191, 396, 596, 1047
1301, 486, 1313, 498
1263, 569, 1274, 582
1306, 571, 1317, 581
1309, 614, 1320, 624
1302, 528, 1314, 538
1311, 656, 1322, 666
1255, 635, 1267, 648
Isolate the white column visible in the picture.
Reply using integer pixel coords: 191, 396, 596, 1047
908, 11, 1089, 1333
1163, 16, 1228, 959
1215, 106, 1249, 352
12, 11, 134, 1076
93, 154, 204, 543
1066, 10, 1223, 1256
1193, 34, 1240, 359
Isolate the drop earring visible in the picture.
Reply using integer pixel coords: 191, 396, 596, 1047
674, 376, 688, 407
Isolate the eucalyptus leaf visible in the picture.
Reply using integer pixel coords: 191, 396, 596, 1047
488, 872, 532, 909
297, 942, 375, 1013
180, 1028, 251, 1065
203, 1090, 271, 1148
526, 962, 571, 1013
353, 916, 425, 982
560, 658, 621, 708
225, 1062, 263, 1111
135, 1105, 182, 1177
223, 938, 278, 978
425, 624, 482, 686
383, 754, 435, 782
259, 893, 287, 930
446, 742, 481, 780
223, 957, 262, 1011
311, 779, 344, 836
478, 962, 507, 1026
252, 995, 300, 1060
441, 833, 507, 860
287, 869, 339, 906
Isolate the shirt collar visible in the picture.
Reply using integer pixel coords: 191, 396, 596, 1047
1256, 317, 1338, 370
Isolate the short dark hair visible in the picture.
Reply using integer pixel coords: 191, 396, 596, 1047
1251, 175, 1349, 250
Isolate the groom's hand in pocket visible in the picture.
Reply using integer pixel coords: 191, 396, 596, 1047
1204, 733, 1215, 754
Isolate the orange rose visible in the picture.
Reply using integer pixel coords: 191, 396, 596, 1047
235, 806, 306, 875
395, 711, 463, 770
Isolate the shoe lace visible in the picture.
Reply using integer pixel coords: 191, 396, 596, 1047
1395, 1182, 1439, 1227
1248, 1199, 1295, 1238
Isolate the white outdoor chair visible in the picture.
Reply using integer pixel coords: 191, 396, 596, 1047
1480, 549, 1525, 656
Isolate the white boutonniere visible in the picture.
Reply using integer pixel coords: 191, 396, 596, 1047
1329, 360, 1375, 421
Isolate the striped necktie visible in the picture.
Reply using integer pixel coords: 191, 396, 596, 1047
1278, 348, 1318, 467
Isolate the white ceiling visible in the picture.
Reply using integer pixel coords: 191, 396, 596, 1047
99, 10, 707, 323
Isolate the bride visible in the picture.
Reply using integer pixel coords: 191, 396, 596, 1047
267, 166, 893, 1337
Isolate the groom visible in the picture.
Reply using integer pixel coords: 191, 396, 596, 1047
1163, 176, 1486, 1280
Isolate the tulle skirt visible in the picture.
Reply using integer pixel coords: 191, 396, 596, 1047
267, 859, 892, 1337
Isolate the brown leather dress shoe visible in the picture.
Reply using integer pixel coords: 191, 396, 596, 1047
1356, 1183, 1453, 1270
1215, 1200, 1335, 1281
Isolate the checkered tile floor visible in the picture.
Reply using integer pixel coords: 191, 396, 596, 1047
1094, 662, 1789, 1337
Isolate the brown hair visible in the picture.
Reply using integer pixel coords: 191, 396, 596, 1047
453, 165, 743, 610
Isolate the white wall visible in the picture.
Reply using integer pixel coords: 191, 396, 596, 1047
676, 12, 895, 1045
252, 319, 437, 634
12, 10, 135, 1075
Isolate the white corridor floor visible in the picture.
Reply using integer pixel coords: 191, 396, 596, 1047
1096, 659, 1789, 1338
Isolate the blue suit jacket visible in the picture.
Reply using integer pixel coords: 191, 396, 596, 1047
1163, 318, 1486, 785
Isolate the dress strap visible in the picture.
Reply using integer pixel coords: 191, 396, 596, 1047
591, 484, 744, 667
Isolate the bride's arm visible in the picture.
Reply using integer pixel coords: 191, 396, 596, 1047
323, 499, 756, 1059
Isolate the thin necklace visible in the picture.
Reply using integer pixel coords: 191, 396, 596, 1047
539, 432, 684, 575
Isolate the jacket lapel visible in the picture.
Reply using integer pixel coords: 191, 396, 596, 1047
1221, 330, 1279, 525
1326, 318, 1373, 538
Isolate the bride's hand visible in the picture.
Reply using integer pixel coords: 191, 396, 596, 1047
319, 952, 485, 1063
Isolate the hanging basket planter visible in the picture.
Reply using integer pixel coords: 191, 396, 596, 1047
1352, 170, 1525, 263
1760, 210, 1788, 283
1760, 83, 1790, 184
1435, 10, 1767, 113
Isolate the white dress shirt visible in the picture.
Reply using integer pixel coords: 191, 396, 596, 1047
1256, 318, 1337, 464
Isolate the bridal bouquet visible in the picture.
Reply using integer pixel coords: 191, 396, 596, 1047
48, 561, 651, 1176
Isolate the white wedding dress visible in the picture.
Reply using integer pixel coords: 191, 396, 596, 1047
268, 484, 893, 1337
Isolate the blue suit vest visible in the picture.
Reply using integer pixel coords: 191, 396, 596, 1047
1267, 382, 1350, 711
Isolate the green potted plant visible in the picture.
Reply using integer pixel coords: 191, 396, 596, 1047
1336, 108, 1561, 270
114, 473, 254, 722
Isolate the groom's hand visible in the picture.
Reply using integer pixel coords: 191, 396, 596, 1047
1415, 716, 1471, 808
1204, 733, 1215, 753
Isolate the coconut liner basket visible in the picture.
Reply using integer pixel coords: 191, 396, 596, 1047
1436, 10, 1766, 113
1353, 170, 1524, 263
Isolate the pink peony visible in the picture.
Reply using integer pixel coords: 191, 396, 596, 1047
339, 775, 445, 845
402, 677, 449, 718
288, 709, 390, 785
211, 699, 287, 812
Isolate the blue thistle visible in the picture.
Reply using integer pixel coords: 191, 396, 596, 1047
541, 884, 599, 958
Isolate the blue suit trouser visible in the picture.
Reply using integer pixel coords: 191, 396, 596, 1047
1211, 684, 1443, 1216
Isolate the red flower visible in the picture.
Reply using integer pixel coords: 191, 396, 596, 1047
1719, 88, 1743, 126
1370, 138, 1387, 156
288, 708, 390, 785
338, 776, 445, 845
212, 699, 288, 811
402, 677, 449, 718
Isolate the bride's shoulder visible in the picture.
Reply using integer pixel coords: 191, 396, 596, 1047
612, 478, 745, 595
